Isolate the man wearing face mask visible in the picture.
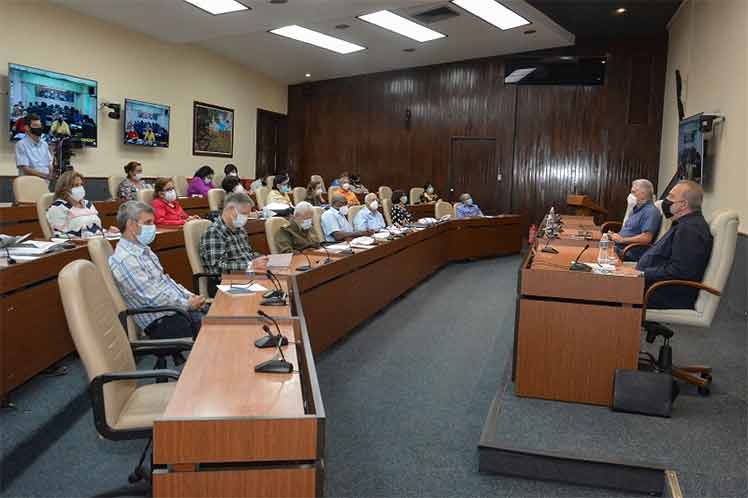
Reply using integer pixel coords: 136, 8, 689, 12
609, 179, 662, 261
455, 193, 483, 218
275, 202, 322, 254
15, 113, 53, 182
354, 193, 386, 231
321, 194, 372, 242
199, 192, 261, 275
110, 201, 205, 339
636, 180, 713, 309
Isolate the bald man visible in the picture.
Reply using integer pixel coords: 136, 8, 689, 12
636, 180, 713, 309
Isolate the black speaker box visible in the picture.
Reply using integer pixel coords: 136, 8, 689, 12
612, 369, 677, 418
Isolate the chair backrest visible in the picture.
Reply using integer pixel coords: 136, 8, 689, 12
108, 176, 124, 200
13, 176, 49, 204
293, 187, 307, 205
265, 216, 290, 254
311, 175, 326, 192
266, 176, 276, 191
693, 209, 740, 322
653, 200, 671, 242
435, 200, 453, 219
213, 174, 224, 190
184, 219, 213, 297
378, 186, 392, 201
410, 187, 425, 205
37, 192, 55, 239
207, 188, 225, 211
59, 259, 137, 429
256, 186, 270, 209
87, 238, 141, 341
382, 198, 393, 226
173, 176, 188, 197
137, 188, 155, 204
312, 207, 325, 241
348, 205, 364, 225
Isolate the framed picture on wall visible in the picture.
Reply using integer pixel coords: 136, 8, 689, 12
192, 101, 234, 157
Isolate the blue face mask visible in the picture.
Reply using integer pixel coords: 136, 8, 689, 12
281, 184, 290, 193
137, 223, 156, 245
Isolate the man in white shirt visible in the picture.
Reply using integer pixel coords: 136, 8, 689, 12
321, 194, 371, 242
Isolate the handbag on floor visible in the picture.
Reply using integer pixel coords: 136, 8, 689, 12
611, 369, 679, 417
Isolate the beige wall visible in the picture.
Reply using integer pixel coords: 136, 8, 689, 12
659, 0, 748, 232
0, 1, 287, 180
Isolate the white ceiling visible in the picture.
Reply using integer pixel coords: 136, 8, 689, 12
50, 0, 575, 84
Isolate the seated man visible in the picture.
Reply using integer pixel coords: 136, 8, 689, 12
200, 192, 259, 275
455, 193, 483, 218
636, 180, 713, 309
110, 201, 206, 339
321, 194, 371, 242
354, 193, 386, 231
330, 174, 360, 205
276, 202, 322, 253
610, 179, 662, 261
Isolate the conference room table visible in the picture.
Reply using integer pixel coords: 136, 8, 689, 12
513, 215, 644, 406
150, 215, 523, 497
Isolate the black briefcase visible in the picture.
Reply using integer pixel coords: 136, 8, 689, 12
612, 369, 678, 417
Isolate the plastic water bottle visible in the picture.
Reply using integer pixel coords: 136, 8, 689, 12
598, 233, 610, 265
246, 258, 255, 278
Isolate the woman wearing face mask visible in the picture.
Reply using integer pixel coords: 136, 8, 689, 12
224, 164, 239, 178
266, 174, 294, 206
117, 161, 146, 201
353, 193, 386, 232
221, 175, 251, 197
390, 190, 414, 226
306, 180, 327, 206
420, 182, 439, 203
330, 175, 360, 206
47, 171, 117, 238
153, 177, 201, 226
187, 165, 215, 198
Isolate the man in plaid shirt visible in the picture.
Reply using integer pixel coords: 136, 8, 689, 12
200, 192, 261, 275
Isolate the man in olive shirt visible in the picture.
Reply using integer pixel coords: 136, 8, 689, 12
276, 202, 322, 254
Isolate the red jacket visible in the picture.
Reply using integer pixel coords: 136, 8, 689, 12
152, 197, 188, 226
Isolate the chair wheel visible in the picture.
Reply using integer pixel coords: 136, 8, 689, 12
697, 385, 711, 396
128, 465, 149, 484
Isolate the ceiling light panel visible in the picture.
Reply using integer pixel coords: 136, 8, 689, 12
452, 0, 530, 30
358, 10, 446, 43
504, 67, 535, 83
182, 0, 248, 15
270, 25, 366, 54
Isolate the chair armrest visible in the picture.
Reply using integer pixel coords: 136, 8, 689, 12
621, 243, 651, 257
90, 369, 180, 441
600, 221, 622, 233
643, 280, 721, 315
131, 338, 193, 358
118, 307, 193, 338
192, 272, 220, 295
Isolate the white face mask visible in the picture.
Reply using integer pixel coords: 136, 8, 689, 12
233, 185, 245, 194
427, 187, 434, 194
369, 200, 379, 211
627, 193, 638, 206
342, 183, 351, 191
70, 186, 86, 201
338, 205, 349, 216
134, 173, 143, 181
233, 210, 248, 228
203, 177, 212, 185
300, 218, 313, 230
400, 196, 408, 204
164, 190, 177, 203
229, 172, 238, 177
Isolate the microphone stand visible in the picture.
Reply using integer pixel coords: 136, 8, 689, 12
569, 244, 593, 272
254, 331, 293, 374
261, 269, 287, 306
540, 230, 559, 254
294, 249, 313, 272
318, 243, 334, 265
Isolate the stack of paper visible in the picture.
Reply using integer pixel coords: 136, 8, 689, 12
217, 283, 269, 294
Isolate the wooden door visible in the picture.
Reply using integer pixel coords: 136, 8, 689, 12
256, 109, 288, 179
448, 137, 509, 214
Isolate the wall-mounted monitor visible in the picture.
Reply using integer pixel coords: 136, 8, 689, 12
124, 99, 170, 148
677, 113, 706, 185
8, 63, 98, 146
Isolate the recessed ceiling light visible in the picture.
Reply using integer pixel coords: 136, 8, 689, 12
615, 7, 627, 14
451, 0, 530, 30
559, 56, 574, 61
182, 0, 248, 15
504, 67, 536, 83
270, 25, 366, 54
358, 10, 446, 42
305, 73, 311, 77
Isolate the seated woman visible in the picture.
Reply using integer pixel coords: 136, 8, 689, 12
224, 163, 239, 178
420, 182, 438, 203
350, 173, 369, 194
266, 174, 293, 206
275, 202, 322, 253
354, 193, 385, 232
222, 175, 248, 195
249, 176, 266, 193
329, 174, 360, 206
306, 179, 327, 206
47, 171, 117, 238
153, 177, 201, 227
455, 193, 484, 218
187, 165, 215, 197
117, 161, 147, 201
391, 190, 414, 226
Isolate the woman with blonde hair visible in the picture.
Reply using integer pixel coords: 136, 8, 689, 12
47, 170, 117, 238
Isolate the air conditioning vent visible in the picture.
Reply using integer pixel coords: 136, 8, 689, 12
412, 6, 459, 24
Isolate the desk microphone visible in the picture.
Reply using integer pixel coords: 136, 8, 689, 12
540, 230, 559, 254
261, 269, 288, 305
255, 323, 289, 348
318, 244, 334, 265
569, 244, 593, 272
263, 269, 283, 297
254, 332, 293, 374
294, 249, 313, 272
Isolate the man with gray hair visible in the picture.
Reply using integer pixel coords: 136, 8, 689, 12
275, 201, 322, 254
636, 180, 713, 309
109, 201, 205, 339
610, 178, 662, 261
200, 192, 260, 275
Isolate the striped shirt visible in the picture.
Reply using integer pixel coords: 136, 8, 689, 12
109, 237, 192, 329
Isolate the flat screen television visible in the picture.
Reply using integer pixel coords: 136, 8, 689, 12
677, 113, 706, 184
124, 99, 170, 148
8, 63, 98, 146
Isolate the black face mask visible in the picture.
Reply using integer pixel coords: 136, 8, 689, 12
661, 198, 674, 218
29, 127, 43, 137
